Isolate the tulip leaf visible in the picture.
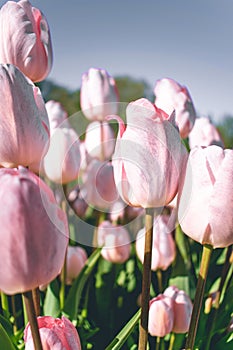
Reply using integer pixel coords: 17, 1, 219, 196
0, 323, 16, 350
43, 278, 60, 318
63, 248, 102, 321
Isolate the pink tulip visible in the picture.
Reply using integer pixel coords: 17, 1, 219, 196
0, 64, 50, 168
178, 145, 233, 248
97, 221, 131, 263
0, 0, 53, 82
46, 100, 69, 129
24, 316, 82, 349
148, 294, 174, 337
84, 121, 115, 161
0, 167, 68, 295
136, 213, 176, 271
154, 78, 196, 138
188, 117, 224, 149
65, 246, 88, 285
68, 187, 88, 218
80, 67, 119, 121
112, 98, 187, 208
109, 200, 126, 223
81, 160, 119, 210
164, 286, 193, 333
43, 126, 80, 184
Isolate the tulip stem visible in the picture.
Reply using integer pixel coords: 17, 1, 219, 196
32, 288, 41, 317
138, 207, 155, 350
0, 292, 9, 317
168, 333, 175, 350
23, 291, 43, 350
60, 184, 68, 310
156, 269, 163, 293
11, 296, 19, 333
185, 244, 213, 350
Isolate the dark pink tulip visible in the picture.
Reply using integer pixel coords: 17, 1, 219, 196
81, 160, 119, 210
84, 121, 115, 161
0, 64, 50, 168
136, 213, 176, 271
112, 98, 187, 208
0, 167, 69, 295
178, 145, 233, 248
0, 0, 53, 82
80, 67, 119, 121
65, 246, 88, 285
188, 117, 224, 149
68, 187, 88, 218
164, 286, 193, 333
97, 221, 131, 263
154, 78, 196, 138
24, 316, 82, 349
148, 294, 174, 337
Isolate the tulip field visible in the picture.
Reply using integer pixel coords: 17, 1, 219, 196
0, 1, 232, 350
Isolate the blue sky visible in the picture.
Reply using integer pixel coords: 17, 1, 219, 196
0, 0, 233, 122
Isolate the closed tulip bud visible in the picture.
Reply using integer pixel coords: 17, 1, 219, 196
85, 121, 115, 161
65, 246, 88, 285
81, 160, 119, 210
68, 187, 88, 218
164, 286, 193, 333
112, 98, 187, 208
0, 64, 50, 168
46, 100, 69, 129
97, 221, 131, 263
80, 67, 119, 121
24, 316, 82, 349
154, 78, 196, 138
0, 167, 68, 295
178, 145, 233, 248
109, 200, 126, 223
148, 294, 174, 337
0, 0, 53, 82
136, 213, 176, 271
43, 126, 80, 184
188, 117, 224, 149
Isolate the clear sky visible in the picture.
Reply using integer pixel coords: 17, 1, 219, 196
0, 0, 233, 122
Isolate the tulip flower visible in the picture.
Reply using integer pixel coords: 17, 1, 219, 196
0, 167, 68, 295
112, 98, 187, 208
68, 187, 88, 218
178, 145, 233, 248
0, 64, 50, 168
81, 160, 119, 210
164, 286, 193, 333
154, 78, 196, 138
148, 294, 174, 337
97, 221, 131, 263
65, 246, 88, 285
84, 121, 115, 161
80, 67, 119, 121
188, 117, 224, 149
46, 100, 69, 129
24, 316, 82, 349
0, 0, 53, 82
136, 213, 176, 271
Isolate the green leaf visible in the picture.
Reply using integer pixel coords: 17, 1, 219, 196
0, 323, 16, 350
43, 278, 60, 318
63, 248, 102, 321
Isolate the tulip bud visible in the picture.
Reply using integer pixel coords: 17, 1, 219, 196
80, 67, 119, 121
24, 316, 82, 349
112, 98, 187, 208
188, 117, 224, 149
0, 167, 68, 295
46, 100, 69, 129
0, 64, 50, 168
154, 78, 196, 138
136, 213, 176, 271
0, 0, 53, 82
164, 286, 193, 333
85, 121, 115, 161
65, 246, 88, 285
148, 294, 174, 337
97, 221, 131, 263
178, 145, 233, 248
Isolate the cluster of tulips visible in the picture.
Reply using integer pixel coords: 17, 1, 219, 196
0, 1, 232, 350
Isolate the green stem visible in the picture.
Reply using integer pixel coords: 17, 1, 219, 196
185, 244, 213, 350
0, 292, 9, 317
105, 308, 141, 350
11, 295, 18, 333
138, 207, 155, 350
168, 333, 175, 350
23, 291, 43, 350
156, 269, 163, 293
155, 336, 161, 350
60, 184, 68, 310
